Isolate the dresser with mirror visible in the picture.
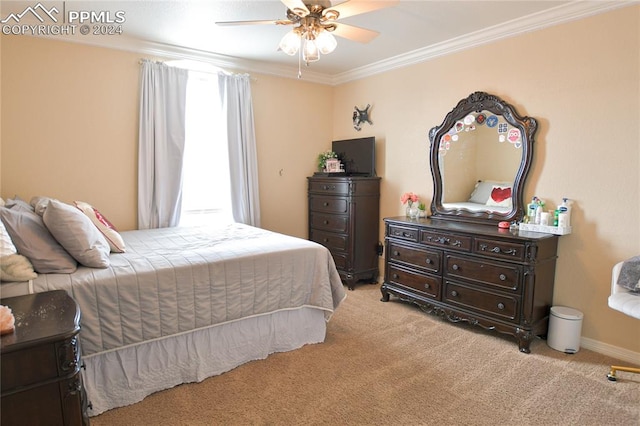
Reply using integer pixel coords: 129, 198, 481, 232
381, 92, 559, 353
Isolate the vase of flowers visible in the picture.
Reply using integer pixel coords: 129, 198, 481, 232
401, 192, 419, 218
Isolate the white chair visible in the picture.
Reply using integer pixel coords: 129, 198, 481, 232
607, 261, 640, 381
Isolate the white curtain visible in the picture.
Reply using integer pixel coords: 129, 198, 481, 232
138, 61, 189, 229
219, 73, 261, 227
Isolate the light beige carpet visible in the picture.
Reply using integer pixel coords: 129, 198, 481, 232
91, 284, 639, 425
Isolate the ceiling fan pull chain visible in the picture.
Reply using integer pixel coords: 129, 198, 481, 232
297, 37, 302, 79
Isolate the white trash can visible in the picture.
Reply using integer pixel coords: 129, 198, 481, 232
547, 306, 583, 353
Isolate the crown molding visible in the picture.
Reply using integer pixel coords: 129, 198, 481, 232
35, 1, 634, 86
330, 1, 634, 85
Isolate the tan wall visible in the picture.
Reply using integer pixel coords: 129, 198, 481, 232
0, 36, 333, 238
1, 36, 140, 230
251, 74, 333, 237
332, 6, 640, 354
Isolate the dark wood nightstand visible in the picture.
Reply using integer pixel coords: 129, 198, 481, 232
1, 290, 90, 425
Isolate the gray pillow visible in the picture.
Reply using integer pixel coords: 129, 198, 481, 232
30, 196, 54, 216
617, 256, 640, 292
0, 207, 77, 273
5, 196, 34, 212
42, 200, 110, 268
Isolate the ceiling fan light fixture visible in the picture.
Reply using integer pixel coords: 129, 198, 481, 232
302, 37, 320, 63
278, 30, 300, 55
315, 30, 337, 54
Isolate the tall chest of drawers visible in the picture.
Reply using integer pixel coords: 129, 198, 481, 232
381, 217, 559, 353
1, 290, 90, 425
308, 176, 381, 290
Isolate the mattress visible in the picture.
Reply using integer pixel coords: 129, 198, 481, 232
18, 223, 346, 356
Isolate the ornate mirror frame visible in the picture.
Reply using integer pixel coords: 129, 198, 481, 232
429, 92, 537, 225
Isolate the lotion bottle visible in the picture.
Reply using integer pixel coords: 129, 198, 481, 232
558, 198, 572, 227
527, 197, 538, 223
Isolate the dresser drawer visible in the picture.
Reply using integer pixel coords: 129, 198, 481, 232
310, 212, 348, 233
444, 281, 519, 322
330, 251, 349, 270
420, 230, 471, 252
387, 225, 419, 242
310, 229, 348, 251
309, 196, 349, 214
1, 343, 58, 389
387, 265, 441, 300
445, 255, 521, 292
388, 241, 440, 274
308, 180, 350, 195
474, 238, 526, 261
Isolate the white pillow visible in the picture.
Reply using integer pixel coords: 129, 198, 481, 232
74, 201, 126, 253
0, 254, 37, 282
43, 200, 111, 268
0, 219, 17, 256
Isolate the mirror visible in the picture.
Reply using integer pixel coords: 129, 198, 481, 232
429, 92, 537, 224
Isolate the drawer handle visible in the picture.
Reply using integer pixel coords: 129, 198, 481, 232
428, 236, 462, 247
322, 185, 335, 190
323, 202, 329, 207
497, 303, 505, 310
323, 238, 329, 242
499, 274, 507, 281
425, 258, 432, 265
452, 264, 460, 271
479, 244, 518, 256
424, 283, 430, 289
323, 220, 329, 225
392, 273, 399, 279
403, 232, 413, 238
451, 290, 458, 297
393, 250, 400, 256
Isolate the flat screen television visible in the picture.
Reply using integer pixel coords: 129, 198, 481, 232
332, 137, 376, 177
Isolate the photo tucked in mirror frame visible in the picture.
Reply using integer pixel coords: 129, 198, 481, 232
429, 91, 537, 225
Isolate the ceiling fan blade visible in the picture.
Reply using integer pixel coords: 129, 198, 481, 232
216, 19, 293, 26
329, 0, 399, 20
332, 22, 379, 43
281, 0, 310, 17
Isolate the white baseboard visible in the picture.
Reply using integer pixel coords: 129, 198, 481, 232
580, 337, 640, 365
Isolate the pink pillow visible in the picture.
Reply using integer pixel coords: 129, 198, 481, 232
74, 201, 126, 253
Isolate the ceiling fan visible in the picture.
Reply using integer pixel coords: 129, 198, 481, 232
216, 0, 398, 69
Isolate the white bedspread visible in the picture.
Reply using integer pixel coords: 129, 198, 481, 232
29, 223, 346, 356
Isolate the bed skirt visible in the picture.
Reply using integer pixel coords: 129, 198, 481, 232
84, 306, 327, 416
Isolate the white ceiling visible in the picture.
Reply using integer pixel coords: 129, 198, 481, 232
1, 1, 631, 83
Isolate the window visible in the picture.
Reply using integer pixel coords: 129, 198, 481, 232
179, 67, 233, 227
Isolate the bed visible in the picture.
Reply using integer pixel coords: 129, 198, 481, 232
1, 203, 346, 416
442, 180, 513, 214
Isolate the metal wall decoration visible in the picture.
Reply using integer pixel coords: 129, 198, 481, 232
353, 104, 373, 131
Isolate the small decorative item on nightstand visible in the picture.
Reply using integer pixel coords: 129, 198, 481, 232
325, 158, 342, 173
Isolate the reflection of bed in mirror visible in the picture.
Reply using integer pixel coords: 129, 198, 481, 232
444, 180, 514, 213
